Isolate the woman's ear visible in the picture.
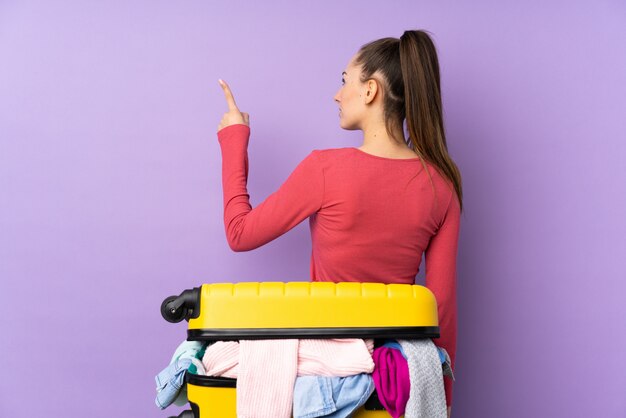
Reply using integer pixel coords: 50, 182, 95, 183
364, 79, 378, 104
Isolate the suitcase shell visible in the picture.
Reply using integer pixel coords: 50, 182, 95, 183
162, 281, 440, 418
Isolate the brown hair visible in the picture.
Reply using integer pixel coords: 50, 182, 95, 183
353, 29, 463, 213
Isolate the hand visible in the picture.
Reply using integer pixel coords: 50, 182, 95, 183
448, 406, 452, 418
217, 79, 249, 132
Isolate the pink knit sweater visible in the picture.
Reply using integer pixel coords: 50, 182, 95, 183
217, 123, 461, 406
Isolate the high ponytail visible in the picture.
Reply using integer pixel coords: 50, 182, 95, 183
354, 30, 463, 213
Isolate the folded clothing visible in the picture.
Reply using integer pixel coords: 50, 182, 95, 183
202, 338, 375, 378
202, 338, 375, 418
293, 373, 375, 418
382, 339, 455, 381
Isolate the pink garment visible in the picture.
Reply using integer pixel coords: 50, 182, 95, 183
201, 341, 239, 378
201, 338, 375, 418
298, 338, 375, 376
237, 339, 298, 418
372, 347, 410, 418
202, 338, 375, 378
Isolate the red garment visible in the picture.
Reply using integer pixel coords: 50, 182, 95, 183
217, 123, 461, 407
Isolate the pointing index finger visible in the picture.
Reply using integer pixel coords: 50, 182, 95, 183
219, 79, 239, 111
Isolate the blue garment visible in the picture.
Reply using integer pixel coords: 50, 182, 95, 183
381, 341, 407, 359
155, 340, 209, 409
437, 347, 445, 364
171, 357, 207, 407
292, 373, 375, 418
155, 358, 192, 409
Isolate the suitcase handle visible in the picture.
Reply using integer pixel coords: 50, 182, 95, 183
161, 287, 201, 323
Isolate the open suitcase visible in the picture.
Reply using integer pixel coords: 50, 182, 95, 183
160, 281, 441, 418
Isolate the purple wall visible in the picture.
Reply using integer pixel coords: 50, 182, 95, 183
1, 1, 625, 417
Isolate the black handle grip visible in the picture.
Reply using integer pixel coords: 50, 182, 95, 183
161, 287, 201, 323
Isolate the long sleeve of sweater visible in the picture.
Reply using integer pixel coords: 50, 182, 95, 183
216, 123, 324, 252
425, 191, 461, 407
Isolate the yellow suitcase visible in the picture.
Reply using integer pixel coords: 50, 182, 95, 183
161, 281, 440, 418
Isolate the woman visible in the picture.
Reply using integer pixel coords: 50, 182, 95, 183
216, 29, 462, 418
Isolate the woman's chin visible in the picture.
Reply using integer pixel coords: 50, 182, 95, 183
339, 119, 358, 131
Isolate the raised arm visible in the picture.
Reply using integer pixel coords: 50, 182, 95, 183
217, 124, 325, 251
424, 190, 461, 408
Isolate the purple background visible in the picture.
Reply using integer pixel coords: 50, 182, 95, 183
1, 1, 625, 417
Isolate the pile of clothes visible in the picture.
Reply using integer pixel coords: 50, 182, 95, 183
155, 338, 454, 418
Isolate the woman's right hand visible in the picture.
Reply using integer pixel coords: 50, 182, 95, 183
217, 79, 249, 132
